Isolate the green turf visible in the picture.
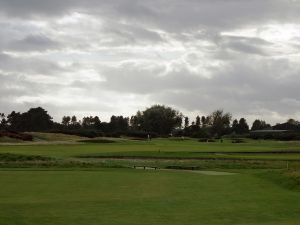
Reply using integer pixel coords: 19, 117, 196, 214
0, 168, 299, 225
0, 138, 300, 161
0, 137, 300, 224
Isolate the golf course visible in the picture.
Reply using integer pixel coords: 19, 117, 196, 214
0, 134, 299, 225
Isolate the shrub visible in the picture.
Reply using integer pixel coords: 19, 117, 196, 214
231, 138, 245, 143
78, 139, 116, 144
0, 131, 33, 141
198, 138, 216, 142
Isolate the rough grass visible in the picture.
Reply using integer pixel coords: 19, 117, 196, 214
0, 136, 23, 143
0, 153, 52, 162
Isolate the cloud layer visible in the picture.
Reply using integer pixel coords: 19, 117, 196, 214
1, 0, 300, 123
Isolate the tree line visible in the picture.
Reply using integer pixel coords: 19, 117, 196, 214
0, 105, 299, 139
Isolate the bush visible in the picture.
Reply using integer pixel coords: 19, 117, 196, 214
78, 139, 116, 144
250, 131, 300, 141
105, 132, 121, 138
125, 130, 158, 139
0, 131, 33, 141
198, 138, 216, 142
231, 138, 245, 143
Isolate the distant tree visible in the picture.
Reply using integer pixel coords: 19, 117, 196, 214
273, 119, 300, 131
66, 115, 82, 129
6, 111, 22, 130
23, 107, 53, 131
62, 116, 71, 126
71, 116, 77, 125
195, 116, 201, 127
133, 105, 183, 135
201, 116, 206, 127
208, 110, 232, 137
238, 118, 249, 134
130, 111, 143, 130
251, 119, 271, 130
287, 119, 300, 125
82, 116, 94, 128
232, 119, 239, 134
0, 113, 6, 130
94, 116, 102, 129
110, 115, 128, 131
129, 116, 138, 129
184, 117, 189, 128
6, 108, 52, 131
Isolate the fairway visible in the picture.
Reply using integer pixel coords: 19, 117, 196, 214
1, 138, 300, 161
0, 169, 299, 225
0, 138, 299, 225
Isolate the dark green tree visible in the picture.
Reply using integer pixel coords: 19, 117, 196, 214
208, 110, 232, 137
110, 116, 129, 131
94, 116, 102, 129
133, 105, 183, 135
251, 119, 271, 130
232, 118, 249, 134
184, 117, 189, 128
23, 107, 53, 131
62, 116, 71, 126
0, 113, 6, 130
71, 116, 77, 125
232, 119, 239, 133
195, 116, 201, 127
238, 118, 249, 134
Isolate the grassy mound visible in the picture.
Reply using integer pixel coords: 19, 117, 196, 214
257, 170, 300, 191
27, 132, 84, 142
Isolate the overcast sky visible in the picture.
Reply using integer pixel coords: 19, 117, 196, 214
1, 0, 300, 124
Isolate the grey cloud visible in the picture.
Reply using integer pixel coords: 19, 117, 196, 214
218, 35, 272, 56
0, 0, 75, 18
102, 22, 164, 46
95, 57, 300, 121
0, 0, 300, 30
6, 34, 61, 52
0, 0, 300, 124
0, 53, 66, 75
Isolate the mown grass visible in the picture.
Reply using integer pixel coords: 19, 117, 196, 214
0, 138, 300, 154
0, 168, 299, 225
0, 137, 300, 225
